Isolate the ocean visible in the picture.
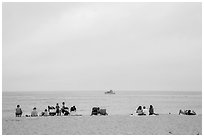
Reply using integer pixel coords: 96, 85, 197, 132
2, 91, 202, 117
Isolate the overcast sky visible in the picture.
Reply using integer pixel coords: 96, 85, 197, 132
3, 2, 202, 92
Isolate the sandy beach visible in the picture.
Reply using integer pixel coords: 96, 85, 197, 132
3, 2, 202, 135
2, 114, 202, 135
2, 91, 202, 135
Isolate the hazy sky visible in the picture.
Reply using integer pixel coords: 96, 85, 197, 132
3, 2, 202, 91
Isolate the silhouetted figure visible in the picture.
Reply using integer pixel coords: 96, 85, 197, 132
56, 103, 61, 116
149, 105, 159, 115
48, 106, 56, 116
61, 102, 69, 115
70, 106, 76, 112
91, 107, 100, 115
136, 106, 145, 115
179, 109, 196, 115
91, 107, 108, 116
15, 105, 22, 117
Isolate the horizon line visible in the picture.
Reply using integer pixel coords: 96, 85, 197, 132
2, 90, 202, 92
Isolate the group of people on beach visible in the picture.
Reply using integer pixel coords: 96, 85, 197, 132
179, 109, 196, 115
133, 105, 159, 116
15, 102, 77, 117
46, 102, 76, 116
15, 103, 197, 117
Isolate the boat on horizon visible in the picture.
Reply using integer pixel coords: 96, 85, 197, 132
105, 90, 115, 94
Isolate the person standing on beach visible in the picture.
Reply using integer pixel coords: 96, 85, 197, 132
56, 103, 60, 116
15, 105, 22, 117
61, 102, 66, 113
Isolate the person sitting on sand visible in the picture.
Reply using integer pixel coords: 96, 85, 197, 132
70, 106, 77, 115
31, 107, 38, 117
136, 106, 145, 115
91, 107, 100, 115
15, 105, 22, 117
41, 109, 49, 116
179, 109, 186, 115
48, 106, 56, 116
143, 106, 148, 115
73, 106, 76, 111
99, 108, 108, 115
56, 103, 61, 116
179, 109, 188, 115
149, 105, 159, 115
179, 109, 196, 115
70, 106, 76, 112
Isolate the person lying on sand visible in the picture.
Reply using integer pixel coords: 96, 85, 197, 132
179, 109, 196, 115
15, 105, 22, 117
149, 105, 159, 115
31, 107, 38, 117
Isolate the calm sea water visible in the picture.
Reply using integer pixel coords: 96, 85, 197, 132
2, 91, 202, 117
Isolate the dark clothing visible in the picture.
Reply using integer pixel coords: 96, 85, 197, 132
64, 111, 69, 115
70, 106, 76, 112
56, 105, 60, 112
61, 105, 69, 115
187, 110, 196, 115
56, 105, 60, 109
149, 108, 154, 115
91, 107, 100, 115
16, 108, 22, 117
56, 109, 60, 113
149, 105, 159, 115
56, 105, 60, 115
49, 112, 56, 116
